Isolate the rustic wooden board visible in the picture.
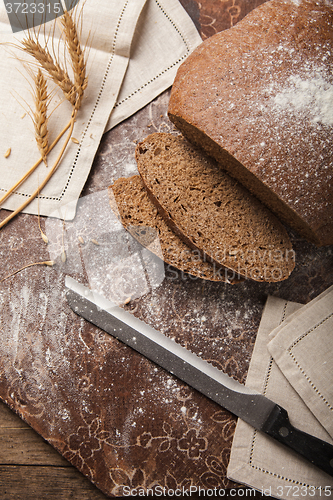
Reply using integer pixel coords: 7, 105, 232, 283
0, 401, 109, 499
0, 465, 109, 500
1, 1, 332, 499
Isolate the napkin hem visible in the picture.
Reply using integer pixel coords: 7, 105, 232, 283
0, 0, 147, 220
267, 286, 333, 439
227, 296, 333, 497
107, 0, 202, 130
38, 0, 147, 208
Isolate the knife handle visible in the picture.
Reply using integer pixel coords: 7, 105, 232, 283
263, 405, 333, 477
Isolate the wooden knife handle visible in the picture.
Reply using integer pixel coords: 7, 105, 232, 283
263, 405, 333, 477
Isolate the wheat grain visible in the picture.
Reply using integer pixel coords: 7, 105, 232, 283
61, 10, 88, 110
37, 189, 49, 243
41, 232, 49, 244
4, 148, 11, 158
34, 69, 49, 165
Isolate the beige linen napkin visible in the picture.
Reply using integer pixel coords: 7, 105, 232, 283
106, 0, 202, 131
227, 288, 333, 498
0, 0, 201, 220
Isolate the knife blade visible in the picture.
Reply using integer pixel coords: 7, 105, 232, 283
65, 276, 333, 477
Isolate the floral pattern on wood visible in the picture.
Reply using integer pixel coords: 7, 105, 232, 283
0, 1, 332, 498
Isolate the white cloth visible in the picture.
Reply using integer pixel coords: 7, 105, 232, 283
227, 287, 333, 499
0, 0, 201, 220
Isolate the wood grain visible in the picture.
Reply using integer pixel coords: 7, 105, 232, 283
0, 466, 108, 500
0, 401, 109, 499
1, 1, 329, 499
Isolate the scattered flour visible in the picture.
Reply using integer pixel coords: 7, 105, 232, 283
272, 73, 333, 126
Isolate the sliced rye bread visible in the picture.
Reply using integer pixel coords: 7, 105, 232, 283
135, 133, 295, 282
109, 175, 240, 283
168, 0, 333, 246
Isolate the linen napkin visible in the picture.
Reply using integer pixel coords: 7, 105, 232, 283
227, 287, 333, 499
0, 0, 201, 221
106, 0, 202, 131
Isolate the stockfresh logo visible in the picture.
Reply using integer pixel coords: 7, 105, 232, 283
4, 0, 79, 33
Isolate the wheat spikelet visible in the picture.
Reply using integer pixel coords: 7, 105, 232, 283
61, 10, 88, 110
33, 69, 49, 165
21, 35, 76, 105
0, 112, 77, 230
0, 7, 90, 230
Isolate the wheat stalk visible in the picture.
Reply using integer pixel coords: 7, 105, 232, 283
0, 6, 89, 230
21, 34, 76, 105
33, 69, 49, 165
0, 120, 71, 208
0, 111, 76, 230
0, 260, 55, 283
60, 9, 88, 110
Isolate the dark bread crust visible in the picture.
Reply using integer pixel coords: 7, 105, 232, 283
109, 175, 240, 283
135, 133, 295, 283
168, 0, 333, 246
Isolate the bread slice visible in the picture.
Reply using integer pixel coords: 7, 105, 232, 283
109, 175, 240, 283
135, 133, 295, 282
168, 0, 333, 246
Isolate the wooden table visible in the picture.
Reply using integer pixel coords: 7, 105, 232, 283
1, 1, 332, 498
0, 400, 108, 500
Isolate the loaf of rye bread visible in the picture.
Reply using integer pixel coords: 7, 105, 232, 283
135, 133, 295, 282
168, 0, 333, 246
109, 175, 239, 283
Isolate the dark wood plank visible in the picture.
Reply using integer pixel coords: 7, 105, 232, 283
0, 402, 67, 466
0, 402, 110, 499
0, 428, 69, 466
0, 466, 109, 500
0, 401, 29, 429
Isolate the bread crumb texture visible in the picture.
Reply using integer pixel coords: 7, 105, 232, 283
135, 133, 295, 283
168, 0, 333, 246
109, 175, 240, 284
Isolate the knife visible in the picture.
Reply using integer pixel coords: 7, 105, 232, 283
65, 276, 333, 477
